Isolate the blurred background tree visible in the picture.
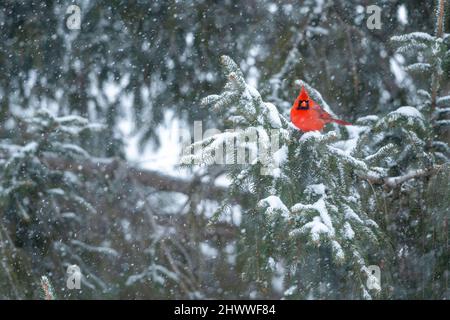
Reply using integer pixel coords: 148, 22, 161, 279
0, 0, 448, 299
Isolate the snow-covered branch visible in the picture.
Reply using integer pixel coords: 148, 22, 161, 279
362, 165, 444, 188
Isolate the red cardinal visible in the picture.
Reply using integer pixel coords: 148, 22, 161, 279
290, 86, 351, 132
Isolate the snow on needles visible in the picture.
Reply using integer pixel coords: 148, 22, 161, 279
264, 102, 282, 128
390, 106, 423, 119
258, 195, 290, 219
290, 188, 336, 241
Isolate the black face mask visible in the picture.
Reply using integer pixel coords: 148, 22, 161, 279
297, 99, 310, 110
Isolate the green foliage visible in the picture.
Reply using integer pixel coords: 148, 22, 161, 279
0, 109, 99, 224
0, 109, 100, 298
0, 0, 433, 149
187, 29, 450, 297
0, 0, 448, 300
188, 56, 402, 299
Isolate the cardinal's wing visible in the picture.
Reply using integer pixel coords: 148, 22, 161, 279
312, 102, 351, 125
311, 101, 333, 121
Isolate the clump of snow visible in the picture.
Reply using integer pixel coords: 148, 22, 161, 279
200, 242, 218, 259
21, 142, 38, 153
46, 188, 65, 196
290, 193, 336, 241
284, 285, 297, 296
332, 125, 367, 154
232, 206, 242, 226
362, 266, 381, 292
390, 106, 423, 119
390, 55, 408, 85
268, 257, 277, 271
267, 144, 288, 178
273, 145, 288, 167
246, 84, 262, 99
331, 240, 345, 261
315, 198, 334, 236
305, 183, 326, 196
437, 95, 450, 104
397, 4, 408, 25
391, 32, 434, 42
294, 216, 330, 241
258, 195, 290, 219
344, 205, 364, 224
343, 222, 355, 240
264, 102, 282, 128
357, 115, 379, 123
299, 131, 322, 142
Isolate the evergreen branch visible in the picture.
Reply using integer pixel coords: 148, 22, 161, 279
436, 119, 450, 126
394, 43, 428, 54
362, 164, 444, 188
405, 63, 431, 73
432, 141, 450, 154
364, 143, 396, 164
391, 32, 435, 43
437, 95, 450, 105
435, 107, 450, 114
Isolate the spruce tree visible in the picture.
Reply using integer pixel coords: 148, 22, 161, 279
0, 108, 101, 298
382, 0, 449, 298
184, 0, 449, 297
184, 56, 392, 299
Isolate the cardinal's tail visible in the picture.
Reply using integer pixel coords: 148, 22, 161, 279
330, 118, 352, 126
